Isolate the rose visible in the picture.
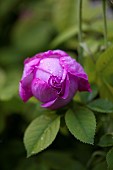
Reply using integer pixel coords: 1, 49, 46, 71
19, 50, 91, 109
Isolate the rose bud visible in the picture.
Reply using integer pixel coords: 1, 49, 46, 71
19, 50, 91, 110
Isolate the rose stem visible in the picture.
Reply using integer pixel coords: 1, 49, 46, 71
102, 0, 108, 48
78, 0, 83, 64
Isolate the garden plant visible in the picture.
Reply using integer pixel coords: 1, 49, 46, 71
0, 0, 113, 170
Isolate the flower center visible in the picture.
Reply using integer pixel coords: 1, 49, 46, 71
48, 76, 62, 93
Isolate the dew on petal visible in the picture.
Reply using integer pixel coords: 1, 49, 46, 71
19, 49, 91, 110
40, 60, 43, 64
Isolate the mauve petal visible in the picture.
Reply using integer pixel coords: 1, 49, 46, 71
31, 78, 58, 103
61, 75, 70, 99
19, 69, 34, 100
36, 58, 63, 83
42, 73, 78, 110
67, 73, 78, 100
60, 56, 85, 77
78, 78, 92, 92
19, 82, 32, 102
52, 50, 68, 57
61, 69, 67, 83
60, 56, 91, 92
21, 72, 33, 87
19, 72, 33, 101
19, 49, 91, 109
22, 57, 40, 79
40, 50, 68, 59
35, 69, 51, 83
41, 98, 57, 108
19, 55, 41, 101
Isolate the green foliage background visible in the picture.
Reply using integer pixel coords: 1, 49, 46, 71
0, 0, 113, 169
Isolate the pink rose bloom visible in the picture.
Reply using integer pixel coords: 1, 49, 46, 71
19, 50, 91, 109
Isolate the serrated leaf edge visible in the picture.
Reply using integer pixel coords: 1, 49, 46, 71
24, 115, 60, 157
65, 109, 96, 145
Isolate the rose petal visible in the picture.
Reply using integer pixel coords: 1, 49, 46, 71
40, 50, 68, 59
19, 82, 32, 102
21, 72, 33, 87
52, 50, 68, 57
19, 50, 91, 108
60, 56, 85, 77
61, 75, 70, 99
22, 57, 40, 79
19, 56, 41, 102
41, 98, 57, 108
60, 56, 91, 92
36, 57, 63, 82
31, 78, 58, 103
78, 78, 92, 92
67, 73, 78, 100
42, 73, 78, 110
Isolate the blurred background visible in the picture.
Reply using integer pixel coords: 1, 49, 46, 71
0, 0, 113, 170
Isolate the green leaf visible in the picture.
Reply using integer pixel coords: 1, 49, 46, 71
84, 55, 96, 83
65, 107, 96, 144
106, 147, 113, 170
98, 77, 113, 103
79, 84, 98, 104
96, 46, 113, 74
24, 113, 60, 157
98, 134, 113, 147
87, 99, 113, 113
96, 46, 113, 102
